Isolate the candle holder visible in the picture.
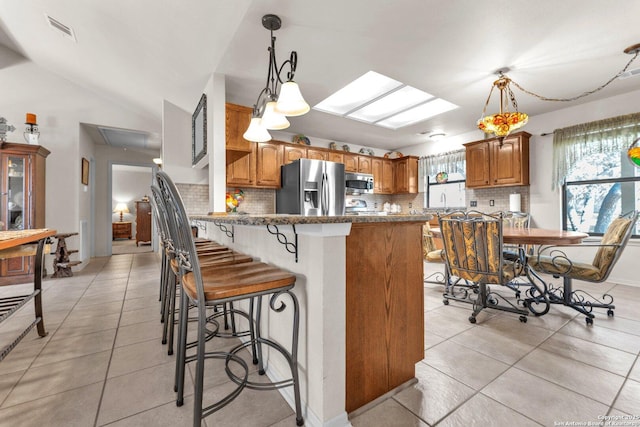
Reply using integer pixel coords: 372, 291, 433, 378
24, 113, 39, 145
0, 117, 16, 145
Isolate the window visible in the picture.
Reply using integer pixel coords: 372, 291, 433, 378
563, 152, 640, 236
418, 150, 466, 210
557, 113, 640, 237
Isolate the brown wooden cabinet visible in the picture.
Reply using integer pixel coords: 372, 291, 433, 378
307, 148, 328, 161
343, 153, 358, 172
327, 151, 344, 164
357, 156, 373, 174
394, 156, 419, 193
225, 103, 253, 164
135, 201, 152, 246
112, 221, 132, 240
283, 145, 306, 164
255, 142, 283, 188
0, 143, 50, 286
227, 143, 256, 186
372, 158, 394, 194
464, 131, 530, 188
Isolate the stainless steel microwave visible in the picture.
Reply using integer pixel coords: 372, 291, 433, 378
345, 173, 374, 195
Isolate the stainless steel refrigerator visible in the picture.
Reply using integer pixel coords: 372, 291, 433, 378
276, 159, 346, 216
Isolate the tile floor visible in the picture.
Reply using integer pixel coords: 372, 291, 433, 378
0, 253, 639, 426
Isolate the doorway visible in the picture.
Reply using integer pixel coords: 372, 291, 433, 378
111, 164, 155, 255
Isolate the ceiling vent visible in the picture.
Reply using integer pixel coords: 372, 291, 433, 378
618, 68, 640, 79
45, 14, 77, 42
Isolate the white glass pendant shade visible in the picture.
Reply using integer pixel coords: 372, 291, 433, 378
275, 81, 310, 116
243, 117, 272, 142
261, 101, 290, 130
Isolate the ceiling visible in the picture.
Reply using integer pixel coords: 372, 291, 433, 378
2, 0, 640, 151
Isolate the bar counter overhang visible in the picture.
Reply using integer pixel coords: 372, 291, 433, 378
190, 213, 430, 427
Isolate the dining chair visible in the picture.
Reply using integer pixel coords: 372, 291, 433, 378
528, 210, 638, 325
155, 171, 304, 427
439, 210, 529, 323
422, 221, 447, 284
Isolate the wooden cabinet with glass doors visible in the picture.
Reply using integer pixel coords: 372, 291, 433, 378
0, 143, 50, 286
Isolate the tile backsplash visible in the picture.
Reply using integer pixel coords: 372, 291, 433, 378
180, 184, 530, 216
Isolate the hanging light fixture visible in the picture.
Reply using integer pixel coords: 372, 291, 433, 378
477, 70, 528, 139
243, 14, 310, 143
478, 43, 640, 140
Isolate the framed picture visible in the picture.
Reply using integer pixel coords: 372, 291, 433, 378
81, 157, 89, 185
192, 93, 207, 165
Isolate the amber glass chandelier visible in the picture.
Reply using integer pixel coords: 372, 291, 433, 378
477, 73, 528, 138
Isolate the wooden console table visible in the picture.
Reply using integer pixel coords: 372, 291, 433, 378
112, 221, 132, 240
0, 228, 56, 361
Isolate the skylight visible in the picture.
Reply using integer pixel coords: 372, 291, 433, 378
313, 71, 458, 130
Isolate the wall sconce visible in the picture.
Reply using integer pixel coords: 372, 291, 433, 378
114, 203, 129, 222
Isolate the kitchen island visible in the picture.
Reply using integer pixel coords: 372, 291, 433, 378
190, 213, 429, 427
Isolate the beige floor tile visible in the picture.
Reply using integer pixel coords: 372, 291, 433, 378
70, 299, 124, 316
32, 328, 116, 367
558, 319, 640, 354
594, 315, 640, 337
199, 374, 296, 427
482, 368, 609, 426
100, 395, 196, 427
393, 362, 475, 425
0, 336, 49, 376
0, 370, 23, 404
351, 397, 428, 426
424, 305, 478, 340
540, 333, 636, 377
437, 393, 542, 427
0, 382, 103, 427
119, 304, 160, 327
424, 330, 447, 351
97, 361, 192, 425
51, 312, 121, 341
114, 319, 163, 348
449, 316, 553, 364
423, 340, 509, 390
629, 360, 640, 383
122, 295, 160, 311
515, 348, 625, 406
108, 338, 174, 378
613, 379, 640, 416
2, 350, 110, 407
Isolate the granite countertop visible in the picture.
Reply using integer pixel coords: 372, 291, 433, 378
190, 213, 432, 226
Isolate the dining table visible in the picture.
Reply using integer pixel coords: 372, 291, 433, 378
431, 226, 589, 317
0, 228, 56, 361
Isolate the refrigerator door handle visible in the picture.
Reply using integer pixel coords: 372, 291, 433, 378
321, 172, 329, 216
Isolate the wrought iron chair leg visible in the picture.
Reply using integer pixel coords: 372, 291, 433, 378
175, 288, 190, 405
167, 273, 177, 355
255, 295, 266, 375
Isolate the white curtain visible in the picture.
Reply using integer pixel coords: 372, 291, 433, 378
418, 149, 466, 178
552, 112, 640, 190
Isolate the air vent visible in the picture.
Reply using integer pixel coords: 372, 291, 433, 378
45, 14, 77, 42
618, 68, 640, 79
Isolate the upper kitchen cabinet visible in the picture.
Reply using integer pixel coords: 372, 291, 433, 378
283, 144, 306, 164
357, 156, 373, 174
464, 131, 530, 188
227, 142, 256, 187
307, 148, 329, 161
343, 153, 358, 172
255, 141, 283, 188
394, 156, 419, 194
328, 151, 344, 164
225, 103, 253, 164
372, 158, 394, 194
0, 143, 50, 286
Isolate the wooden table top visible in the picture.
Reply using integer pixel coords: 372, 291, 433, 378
0, 228, 57, 251
432, 226, 589, 245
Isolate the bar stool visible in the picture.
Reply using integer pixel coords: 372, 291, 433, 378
150, 186, 253, 356
156, 171, 304, 427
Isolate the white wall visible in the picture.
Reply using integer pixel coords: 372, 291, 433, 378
161, 99, 208, 184
0, 60, 160, 264
399, 89, 640, 286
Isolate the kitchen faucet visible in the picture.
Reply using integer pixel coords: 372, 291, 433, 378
440, 192, 447, 209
